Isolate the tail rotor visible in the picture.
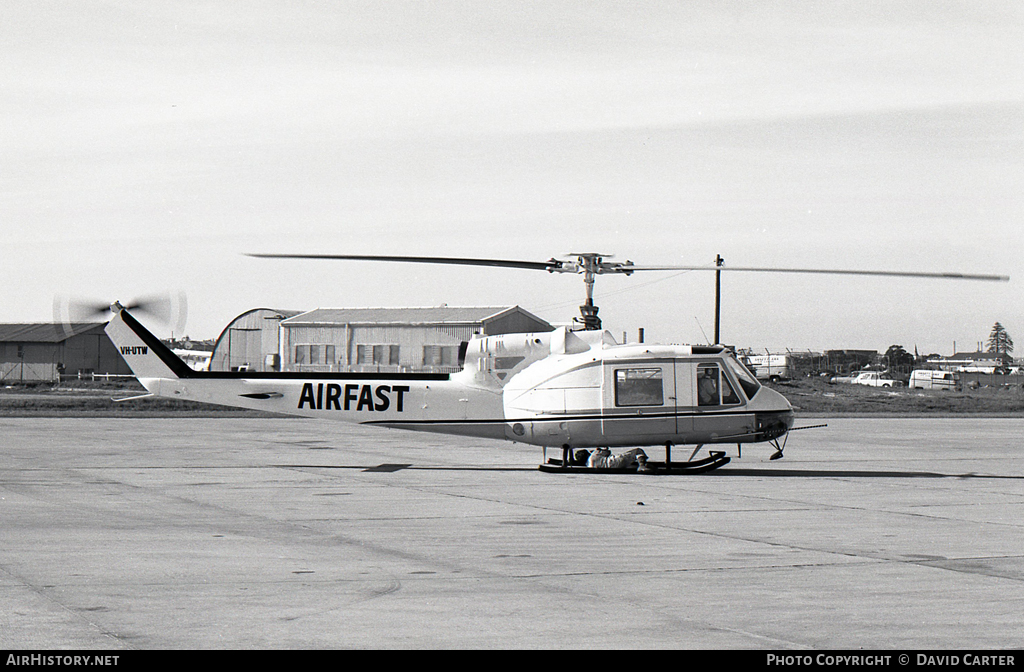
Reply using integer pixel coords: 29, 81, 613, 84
53, 292, 188, 339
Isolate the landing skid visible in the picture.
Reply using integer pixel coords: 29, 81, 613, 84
538, 450, 730, 475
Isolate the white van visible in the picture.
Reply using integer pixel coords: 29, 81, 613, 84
743, 354, 790, 382
909, 370, 958, 390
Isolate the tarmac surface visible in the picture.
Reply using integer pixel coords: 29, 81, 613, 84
0, 416, 1022, 650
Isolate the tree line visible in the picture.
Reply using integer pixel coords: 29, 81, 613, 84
883, 322, 1014, 374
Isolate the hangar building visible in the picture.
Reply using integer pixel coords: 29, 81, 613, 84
208, 309, 301, 373
927, 351, 1014, 373
0, 322, 133, 382
208, 306, 552, 374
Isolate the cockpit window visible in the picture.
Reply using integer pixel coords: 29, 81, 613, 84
720, 373, 740, 405
724, 355, 761, 399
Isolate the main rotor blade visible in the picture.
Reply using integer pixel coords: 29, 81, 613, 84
624, 265, 1009, 282
247, 253, 559, 272
247, 253, 1008, 282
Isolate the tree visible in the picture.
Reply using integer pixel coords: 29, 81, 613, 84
884, 345, 914, 373
987, 322, 1014, 356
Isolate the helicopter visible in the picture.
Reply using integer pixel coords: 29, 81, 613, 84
103, 252, 1008, 475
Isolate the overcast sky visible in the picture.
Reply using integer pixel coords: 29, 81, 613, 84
2, 1, 1021, 354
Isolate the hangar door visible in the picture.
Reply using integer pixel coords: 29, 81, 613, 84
227, 328, 263, 372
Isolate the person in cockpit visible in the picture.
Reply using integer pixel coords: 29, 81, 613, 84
698, 367, 719, 406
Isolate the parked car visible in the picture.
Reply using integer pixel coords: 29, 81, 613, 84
832, 371, 901, 388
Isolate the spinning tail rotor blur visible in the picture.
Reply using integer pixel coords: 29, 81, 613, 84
53, 292, 188, 339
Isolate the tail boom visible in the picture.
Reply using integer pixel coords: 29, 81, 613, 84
105, 307, 506, 430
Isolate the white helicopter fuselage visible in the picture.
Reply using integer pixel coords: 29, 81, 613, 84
106, 307, 794, 451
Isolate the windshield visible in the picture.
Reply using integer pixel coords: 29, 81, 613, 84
724, 355, 761, 399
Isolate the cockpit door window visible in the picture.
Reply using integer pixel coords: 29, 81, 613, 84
697, 364, 742, 407
697, 365, 719, 406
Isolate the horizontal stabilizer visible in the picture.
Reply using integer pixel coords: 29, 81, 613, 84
112, 393, 155, 402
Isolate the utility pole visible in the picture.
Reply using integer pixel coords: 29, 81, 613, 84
714, 254, 724, 344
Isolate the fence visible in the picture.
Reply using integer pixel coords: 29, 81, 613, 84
960, 372, 1024, 388
57, 372, 137, 383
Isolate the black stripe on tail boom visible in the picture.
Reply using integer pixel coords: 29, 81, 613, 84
118, 309, 196, 378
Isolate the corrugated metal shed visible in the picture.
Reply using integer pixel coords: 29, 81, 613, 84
0, 322, 132, 381
208, 305, 553, 375
208, 309, 302, 373
280, 305, 552, 373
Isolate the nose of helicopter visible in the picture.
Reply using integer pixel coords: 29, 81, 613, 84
748, 385, 795, 437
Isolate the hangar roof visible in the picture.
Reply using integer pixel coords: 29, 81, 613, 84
283, 306, 548, 327
0, 323, 107, 343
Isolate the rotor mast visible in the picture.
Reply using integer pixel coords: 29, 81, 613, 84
575, 253, 602, 331
558, 252, 636, 331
